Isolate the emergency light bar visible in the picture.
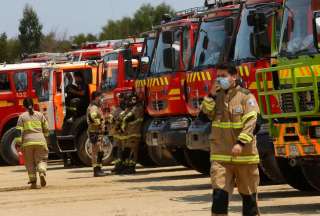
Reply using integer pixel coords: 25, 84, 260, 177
175, 6, 208, 18
205, 0, 241, 7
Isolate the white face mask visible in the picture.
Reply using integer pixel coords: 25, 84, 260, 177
217, 77, 231, 90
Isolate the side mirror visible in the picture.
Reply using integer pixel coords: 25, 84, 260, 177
250, 30, 270, 57
247, 11, 267, 29
199, 51, 206, 64
140, 56, 150, 74
224, 17, 235, 36
162, 31, 175, 44
313, 11, 320, 51
203, 36, 209, 50
163, 47, 176, 69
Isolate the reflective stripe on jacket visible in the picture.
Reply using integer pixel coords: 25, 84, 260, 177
15, 111, 49, 148
201, 86, 260, 164
87, 104, 104, 134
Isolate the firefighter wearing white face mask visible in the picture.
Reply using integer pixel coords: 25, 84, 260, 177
201, 63, 260, 216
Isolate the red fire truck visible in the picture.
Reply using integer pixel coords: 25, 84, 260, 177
185, 0, 285, 181
143, 7, 205, 168
0, 63, 46, 165
69, 41, 116, 61
185, 0, 243, 174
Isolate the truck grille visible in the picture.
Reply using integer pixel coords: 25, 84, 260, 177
152, 100, 166, 111
190, 98, 203, 109
280, 84, 319, 113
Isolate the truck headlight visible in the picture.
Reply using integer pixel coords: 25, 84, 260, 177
315, 126, 320, 138
170, 119, 189, 129
303, 145, 316, 154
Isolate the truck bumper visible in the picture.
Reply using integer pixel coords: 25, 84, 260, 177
48, 131, 77, 154
145, 117, 189, 149
186, 120, 211, 151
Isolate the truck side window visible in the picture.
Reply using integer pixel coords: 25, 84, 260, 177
14, 72, 28, 92
0, 73, 10, 91
56, 72, 62, 93
182, 27, 191, 70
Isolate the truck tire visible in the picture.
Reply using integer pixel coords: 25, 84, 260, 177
147, 146, 177, 166
171, 148, 191, 168
184, 149, 210, 175
300, 159, 320, 191
77, 132, 114, 167
259, 154, 285, 184
257, 132, 284, 184
138, 142, 157, 167
277, 158, 315, 191
0, 128, 19, 165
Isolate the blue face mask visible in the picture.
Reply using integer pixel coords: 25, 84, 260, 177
217, 77, 231, 90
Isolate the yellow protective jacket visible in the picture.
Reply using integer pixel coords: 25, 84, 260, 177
201, 86, 260, 164
15, 111, 49, 148
87, 103, 104, 134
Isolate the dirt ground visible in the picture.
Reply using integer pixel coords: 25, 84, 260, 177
0, 163, 320, 216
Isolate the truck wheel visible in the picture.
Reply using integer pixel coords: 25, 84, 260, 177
147, 146, 177, 166
171, 149, 191, 168
259, 154, 285, 184
0, 128, 19, 165
277, 158, 316, 191
77, 132, 113, 167
300, 159, 320, 191
138, 142, 157, 167
184, 149, 210, 175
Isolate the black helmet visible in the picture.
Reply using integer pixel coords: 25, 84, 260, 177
23, 97, 34, 109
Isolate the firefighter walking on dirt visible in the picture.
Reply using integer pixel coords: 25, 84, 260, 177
201, 64, 260, 216
15, 98, 49, 189
110, 93, 144, 174
87, 91, 107, 177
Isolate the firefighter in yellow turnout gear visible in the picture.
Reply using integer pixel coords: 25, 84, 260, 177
15, 98, 49, 189
87, 91, 107, 177
111, 93, 144, 174
201, 64, 260, 216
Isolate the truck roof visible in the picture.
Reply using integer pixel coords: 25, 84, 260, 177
52, 61, 97, 70
0, 62, 47, 71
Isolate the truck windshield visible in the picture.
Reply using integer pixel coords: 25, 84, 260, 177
151, 30, 181, 74
234, 8, 256, 61
193, 19, 226, 70
143, 37, 155, 59
35, 69, 50, 102
279, 0, 316, 56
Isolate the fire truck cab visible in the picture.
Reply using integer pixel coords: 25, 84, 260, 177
0, 63, 46, 165
185, 1, 242, 174
256, 0, 320, 191
144, 8, 203, 168
35, 61, 112, 166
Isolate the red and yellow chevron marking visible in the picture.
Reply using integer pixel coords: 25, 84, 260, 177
144, 77, 169, 87
238, 65, 250, 77
274, 122, 320, 157
186, 71, 212, 83
279, 65, 320, 78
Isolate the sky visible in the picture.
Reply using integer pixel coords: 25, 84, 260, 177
0, 0, 201, 38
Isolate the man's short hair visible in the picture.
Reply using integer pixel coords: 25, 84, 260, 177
216, 63, 237, 75
91, 91, 102, 101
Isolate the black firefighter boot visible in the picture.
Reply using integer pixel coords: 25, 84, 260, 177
122, 160, 136, 174
112, 160, 125, 174
93, 152, 107, 177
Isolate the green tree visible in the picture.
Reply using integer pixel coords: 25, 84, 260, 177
0, 33, 8, 62
99, 3, 175, 40
72, 33, 98, 46
18, 4, 43, 54
6, 39, 21, 63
